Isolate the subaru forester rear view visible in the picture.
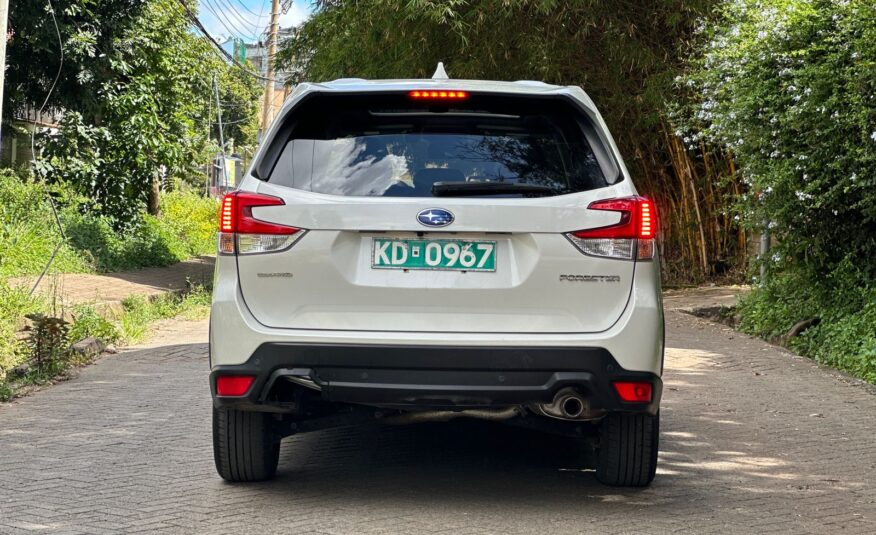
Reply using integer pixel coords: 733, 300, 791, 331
210, 71, 664, 487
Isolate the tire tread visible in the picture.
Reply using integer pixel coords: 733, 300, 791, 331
213, 407, 279, 482
596, 412, 659, 487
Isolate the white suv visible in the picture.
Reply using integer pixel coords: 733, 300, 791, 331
210, 71, 664, 487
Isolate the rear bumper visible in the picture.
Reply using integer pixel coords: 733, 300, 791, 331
211, 343, 662, 414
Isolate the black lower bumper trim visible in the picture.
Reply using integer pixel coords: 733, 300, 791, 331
211, 343, 662, 413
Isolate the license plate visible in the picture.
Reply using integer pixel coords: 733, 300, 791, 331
371, 238, 496, 271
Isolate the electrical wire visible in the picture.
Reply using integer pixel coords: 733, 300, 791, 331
214, 0, 268, 37
203, 0, 261, 41
29, 0, 68, 296
230, 0, 270, 18
174, 0, 276, 82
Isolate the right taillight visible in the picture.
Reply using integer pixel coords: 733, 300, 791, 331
565, 196, 657, 261
218, 192, 305, 255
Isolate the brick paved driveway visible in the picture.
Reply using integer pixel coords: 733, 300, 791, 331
1, 306, 874, 534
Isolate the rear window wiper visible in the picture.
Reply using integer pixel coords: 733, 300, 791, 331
431, 181, 558, 197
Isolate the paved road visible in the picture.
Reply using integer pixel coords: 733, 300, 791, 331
1, 300, 874, 534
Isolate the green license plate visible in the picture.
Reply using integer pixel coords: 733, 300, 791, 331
372, 238, 497, 272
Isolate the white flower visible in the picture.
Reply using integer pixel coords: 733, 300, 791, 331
870, 132, 876, 142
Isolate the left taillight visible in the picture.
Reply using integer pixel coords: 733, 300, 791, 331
218, 192, 304, 255
565, 196, 657, 261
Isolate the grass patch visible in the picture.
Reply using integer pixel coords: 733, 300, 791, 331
0, 171, 91, 278
0, 283, 212, 401
0, 282, 47, 383
117, 284, 212, 344
1, 170, 217, 277
738, 265, 876, 384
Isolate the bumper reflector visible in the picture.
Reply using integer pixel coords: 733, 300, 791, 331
216, 375, 256, 397
613, 381, 653, 403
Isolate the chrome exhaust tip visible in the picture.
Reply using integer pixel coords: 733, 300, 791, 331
560, 395, 585, 419
532, 387, 591, 420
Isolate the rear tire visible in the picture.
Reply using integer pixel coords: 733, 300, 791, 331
595, 412, 659, 487
213, 407, 280, 482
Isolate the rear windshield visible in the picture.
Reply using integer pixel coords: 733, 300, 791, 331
262, 93, 619, 198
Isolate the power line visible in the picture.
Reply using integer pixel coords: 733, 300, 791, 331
202, 0, 260, 41
216, 0, 270, 36
231, 0, 270, 18
173, 0, 276, 82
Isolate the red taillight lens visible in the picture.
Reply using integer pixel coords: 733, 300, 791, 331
220, 194, 235, 232
219, 192, 297, 235
566, 196, 658, 260
613, 381, 653, 403
216, 375, 256, 397
218, 192, 304, 255
409, 90, 469, 100
572, 196, 657, 240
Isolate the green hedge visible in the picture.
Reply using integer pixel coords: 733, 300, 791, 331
62, 191, 217, 272
0, 170, 91, 278
682, 0, 876, 383
0, 170, 218, 276
738, 262, 876, 383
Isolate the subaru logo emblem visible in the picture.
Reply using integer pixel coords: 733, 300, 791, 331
417, 208, 454, 227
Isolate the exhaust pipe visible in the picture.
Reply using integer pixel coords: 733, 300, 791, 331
533, 387, 590, 420
379, 407, 521, 425
560, 395, 585, 418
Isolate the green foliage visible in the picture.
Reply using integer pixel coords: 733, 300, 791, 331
157, 191, 220, 259
4, 0, 150, 121
0, 170, 91, 278
738, 262, 876, 383
214, 63, 263, 148
67, 304, 121, 344
62, 190, 217, 272
682, 0, 876, 382
0, 172, 217, 275
281, 0, 714, 146
0, 282, 46, 382
117, 284, 211, 343
7, 1, 259, 226
681, 0, 876, 277
32, 0, 218, 223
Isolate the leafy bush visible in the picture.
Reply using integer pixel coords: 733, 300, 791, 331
117, 284, 212, 344
682, 0, 876, 276
0, 282, 46, 381
0, 170, 91, 278
64, 189, 216, 272
61, 190, 216, 272
738, 261, 876, 383
1, 171, 217, 275
67, 305, 121, 345
156, 191, 219, 258
682, 0, 876, 382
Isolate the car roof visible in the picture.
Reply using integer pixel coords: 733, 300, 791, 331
289, 78, 596, 110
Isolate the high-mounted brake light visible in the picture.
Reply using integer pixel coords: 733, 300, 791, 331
218, 192, 304, 255
565, 196, 658, 260
409, 90, 469, 100
613, 381, 653, 403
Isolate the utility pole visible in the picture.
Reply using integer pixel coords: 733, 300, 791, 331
260, 0, 281, 136
0, 0, 10, 146
213, 74, 229, 189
